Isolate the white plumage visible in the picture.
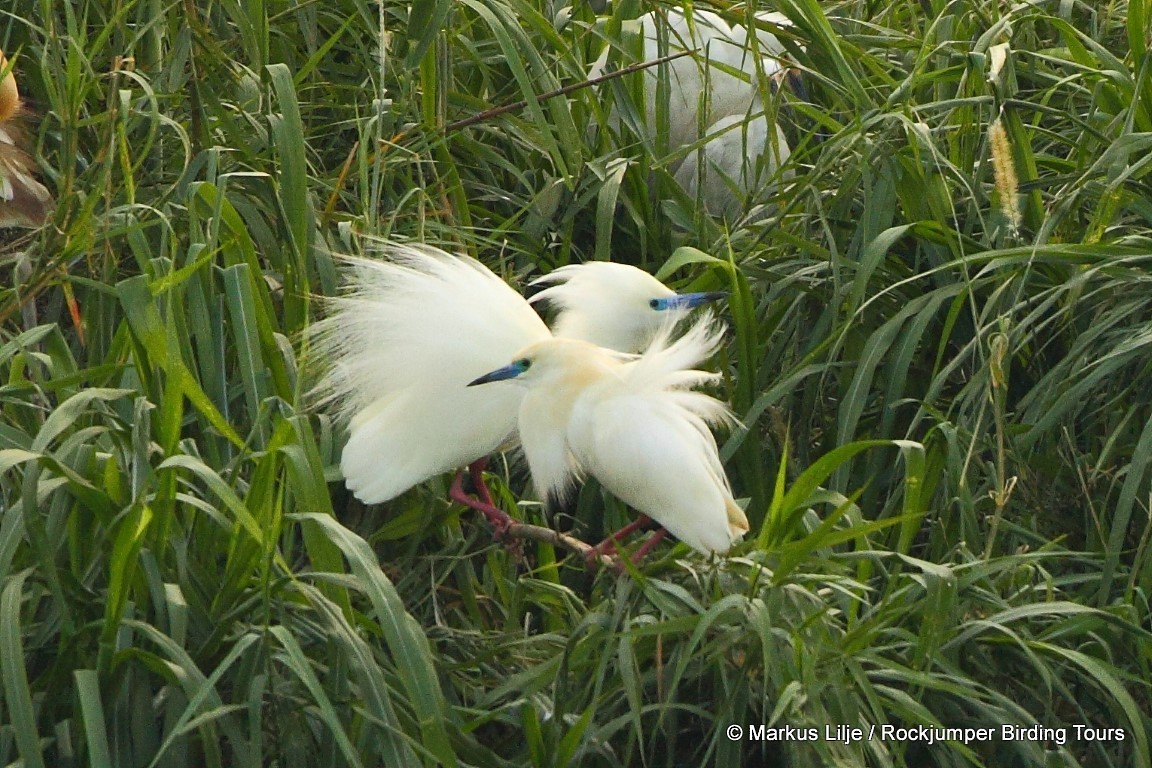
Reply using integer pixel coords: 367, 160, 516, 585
674, 112, 790, 221
313, 247, 549, 504
589, 8, 793, 218
530, 260, 723, 353
470, 315, 747, 556
311, 244, 725, 506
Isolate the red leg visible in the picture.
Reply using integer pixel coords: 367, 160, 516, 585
468, 457, 495, 506
448, 459, 512, 538
585, 514, 655, 568
628, 528, 669, 564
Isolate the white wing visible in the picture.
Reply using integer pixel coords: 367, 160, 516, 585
310, 244, 550, 503
570, 387, 744, 555
568, 315, 746, 555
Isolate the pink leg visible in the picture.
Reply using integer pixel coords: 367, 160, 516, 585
468, 457, 495, 506
628, 528, 669, 564
448, 458, 512, 538
585, 515, 668, 568
587, 514, 652, 556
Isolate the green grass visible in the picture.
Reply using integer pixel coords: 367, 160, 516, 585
1, 0, 1150, 765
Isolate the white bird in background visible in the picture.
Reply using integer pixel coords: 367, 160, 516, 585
469, 314, 748, 557
589, 8, 794, 219
311, 243, 727, 551
0, 50, 53, 229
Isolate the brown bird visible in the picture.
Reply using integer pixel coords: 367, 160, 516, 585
0, 50, 53, 229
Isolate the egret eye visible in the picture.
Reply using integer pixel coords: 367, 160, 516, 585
517, 358, 532, 370
648, 298, 662, 310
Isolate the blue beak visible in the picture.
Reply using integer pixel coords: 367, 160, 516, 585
468, 360, 529, 386
652, 291, 728, 311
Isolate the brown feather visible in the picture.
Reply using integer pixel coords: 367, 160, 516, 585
0, 50, 53, 229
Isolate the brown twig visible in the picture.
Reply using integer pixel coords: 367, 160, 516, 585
440, 50, 694, 135
451, 462, 626, 571
502, 521, 622, 572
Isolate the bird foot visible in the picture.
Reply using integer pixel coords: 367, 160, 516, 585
476, 502, 515, 540
449, 465, 515, 541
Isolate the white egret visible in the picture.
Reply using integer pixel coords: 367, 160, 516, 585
311, 243, 725, 538
674, 111, 788, 221
588, 8, 794, 218
529, 260, 725, 353
0, 51, 53, 229
469, 314, 748, 557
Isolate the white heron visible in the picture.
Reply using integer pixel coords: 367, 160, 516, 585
311, 243, 726, 544
0, 51, 53, 229
469, 313, 747, 557
529, 259, 725, 353
588, 8, 794, 218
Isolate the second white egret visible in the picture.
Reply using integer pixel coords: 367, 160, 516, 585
469, 314, 748, 557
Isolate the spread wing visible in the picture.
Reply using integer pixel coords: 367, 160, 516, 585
311, 245, 550, 503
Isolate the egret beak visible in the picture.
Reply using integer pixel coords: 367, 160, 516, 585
468, 361, 527, 387
656, 291, 728, 311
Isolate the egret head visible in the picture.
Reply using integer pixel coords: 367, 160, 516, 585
468, 338, 622, 389
529, 262, 725, 353
467, 355, 534, 386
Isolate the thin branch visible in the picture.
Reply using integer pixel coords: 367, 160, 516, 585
451, 466, 624, 571
441, 50, 693, 134
502, 521, 621, 572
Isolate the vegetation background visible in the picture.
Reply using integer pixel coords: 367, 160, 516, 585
1, 0, 1150, 765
